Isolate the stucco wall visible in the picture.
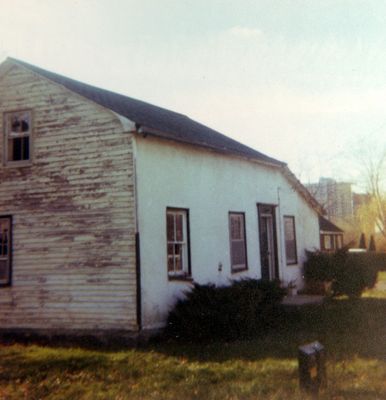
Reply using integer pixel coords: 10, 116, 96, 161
135, 136, 320, 329
0, 63, 137, 332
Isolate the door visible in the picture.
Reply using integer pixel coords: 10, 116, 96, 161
258, 204, 278, 280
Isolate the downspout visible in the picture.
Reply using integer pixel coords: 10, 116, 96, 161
277, 187, 284, 280
115, 113, 142, 332
132, 132, 142, 332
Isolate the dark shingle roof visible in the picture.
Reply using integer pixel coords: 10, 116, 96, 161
319, 215, 344, 233
9, 58, 285, 167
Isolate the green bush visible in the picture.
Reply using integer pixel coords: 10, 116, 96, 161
303, 250, 382, 298
165, 279, 286, 342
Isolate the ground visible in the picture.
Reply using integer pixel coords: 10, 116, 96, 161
0, 272, 385, 399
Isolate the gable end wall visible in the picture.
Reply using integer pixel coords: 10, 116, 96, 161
0, 65, 137, 332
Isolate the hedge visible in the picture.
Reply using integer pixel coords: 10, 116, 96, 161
165, 279, 286, 342
304, 250, 386, 298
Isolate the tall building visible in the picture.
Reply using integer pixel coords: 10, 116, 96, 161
305, 178, 353, 220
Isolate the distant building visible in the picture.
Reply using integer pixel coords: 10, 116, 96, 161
352, 192, 372, 214
305, 178, 353, 221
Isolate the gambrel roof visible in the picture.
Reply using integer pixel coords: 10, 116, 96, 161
2, 57, 323, 213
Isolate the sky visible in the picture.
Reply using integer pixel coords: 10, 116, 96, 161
1, 0, 386, 187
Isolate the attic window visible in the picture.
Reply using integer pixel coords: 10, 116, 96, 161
4, 111, 32, 164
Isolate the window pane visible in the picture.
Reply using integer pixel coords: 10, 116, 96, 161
232, 241, 246, 266
167, 256, 174, 272
285, 241, 296, 262
175, 214, 183, 241
0, 260, 8, 281
174, 244, 183, 270
167, 214, 174, 241
3, 230, 8, 256
231, 215, 243, 240
10, 114, 29, 133
23, 137, 30, 160
324, 235, 331, 249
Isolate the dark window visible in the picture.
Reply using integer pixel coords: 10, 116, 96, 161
229, 212, 247, 272
284, 216, 298, 265
0, 217, 11, 286
166, 208, 190, 278
4, 111, 31, 164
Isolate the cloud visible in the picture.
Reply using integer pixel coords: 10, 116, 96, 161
227, 26, 263, 39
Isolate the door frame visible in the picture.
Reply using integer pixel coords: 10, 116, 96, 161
257, 203, 279, 280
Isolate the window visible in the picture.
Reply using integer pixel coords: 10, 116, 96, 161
166, 208, 190, 278
0, 217, 11, 286
336, 235, 343, 249
284, 216, 298, 265
229, 212, 247, 272
4, 110, 32, 164
323, 235, 332, 250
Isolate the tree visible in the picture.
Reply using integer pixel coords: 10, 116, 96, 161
369, 235, 376, 252
359, 233, 366, 249
359, 146, 386, 240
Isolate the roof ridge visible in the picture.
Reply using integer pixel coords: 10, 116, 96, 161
8, 57, 189, 119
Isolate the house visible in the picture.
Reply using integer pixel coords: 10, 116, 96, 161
0, 58, 322, 336
319, 215, 344, 252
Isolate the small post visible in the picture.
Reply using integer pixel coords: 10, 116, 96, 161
298, 341, 326, 396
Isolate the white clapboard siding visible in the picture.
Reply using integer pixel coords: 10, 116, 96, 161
0, 64, 138, 333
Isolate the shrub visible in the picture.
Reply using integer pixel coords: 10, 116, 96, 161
303, 249, 382, 298
165, 279, 286, 342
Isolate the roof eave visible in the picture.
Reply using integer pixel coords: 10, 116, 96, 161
136, 125, 286, 169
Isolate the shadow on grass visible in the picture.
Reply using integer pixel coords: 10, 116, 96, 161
148, 297, 386, 363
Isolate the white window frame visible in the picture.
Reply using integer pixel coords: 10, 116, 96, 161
4, 110, 32, 166
166, 208, 190, 278
0, 217, 11, 286
324, 235, 332, 250
284, 216, 298, 265
229, 212, 248, 272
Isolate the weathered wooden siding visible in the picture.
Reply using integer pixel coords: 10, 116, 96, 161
0, 65, 137, 332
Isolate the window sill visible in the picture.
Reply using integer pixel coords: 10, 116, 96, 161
286, 262, 299, 266
4, 161, 32, 168
231, 267, 248, 274
168, 274, 193, 282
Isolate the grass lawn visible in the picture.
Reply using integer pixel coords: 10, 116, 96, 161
0, 273, 385, 400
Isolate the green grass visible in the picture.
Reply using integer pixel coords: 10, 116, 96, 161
0, 273, 385, 399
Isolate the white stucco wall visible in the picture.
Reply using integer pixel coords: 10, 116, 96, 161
134, 136, 320, 329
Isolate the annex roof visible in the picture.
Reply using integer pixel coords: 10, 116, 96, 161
319, 215, 344, 233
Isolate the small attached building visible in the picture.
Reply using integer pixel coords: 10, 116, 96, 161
319, 215, 344, 252
0, 58, 322, 335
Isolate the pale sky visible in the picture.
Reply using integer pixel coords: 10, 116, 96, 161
1, 0, 386, 186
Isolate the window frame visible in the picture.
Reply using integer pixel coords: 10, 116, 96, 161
3, 110, 33, 167
0, 216, 12, 287
229, 211, 248, 273
166, 207, 191, 280
284, 215, 298, 265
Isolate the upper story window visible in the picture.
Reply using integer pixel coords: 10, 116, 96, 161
4, 111, 32, 165
229, 212, 248, 272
